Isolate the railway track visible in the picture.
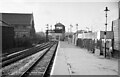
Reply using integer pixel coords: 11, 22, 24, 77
1, 47, 26, 58
17, 42, 58, 77
2, 42, 48, 61
1, 41, 56, 67
1, 41, 58, 77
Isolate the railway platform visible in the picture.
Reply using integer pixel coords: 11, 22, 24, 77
50, 41, 118, 76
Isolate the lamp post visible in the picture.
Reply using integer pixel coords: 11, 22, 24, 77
104, 7, 110, 58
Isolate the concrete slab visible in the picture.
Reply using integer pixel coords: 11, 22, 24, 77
50, 42, 70, 75
51, 41, 118, 75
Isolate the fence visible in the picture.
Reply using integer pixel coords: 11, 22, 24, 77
76, 38, 103, 54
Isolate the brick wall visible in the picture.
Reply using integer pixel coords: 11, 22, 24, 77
2, 26, 15, 50
113, 19, 120, 51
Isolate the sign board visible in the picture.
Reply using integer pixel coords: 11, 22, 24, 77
78, 34, 82, 38
78, 32, 97, 39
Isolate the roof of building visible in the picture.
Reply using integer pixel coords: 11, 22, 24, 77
1, 13, 33, 25
55, 22, 64, 27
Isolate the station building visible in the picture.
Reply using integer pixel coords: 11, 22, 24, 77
112, 1, 120, 52
0, 13, 35, 39
0, 13, 36, 48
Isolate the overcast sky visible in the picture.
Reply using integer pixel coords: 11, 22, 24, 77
0, 0, 119, 32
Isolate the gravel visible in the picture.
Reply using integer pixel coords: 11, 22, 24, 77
1, 48, 48, 77
28, 44, 57, 75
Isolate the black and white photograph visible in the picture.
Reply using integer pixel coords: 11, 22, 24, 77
0, 0, 119, 77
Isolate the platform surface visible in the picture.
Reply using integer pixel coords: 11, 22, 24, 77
51, 41, 118, 75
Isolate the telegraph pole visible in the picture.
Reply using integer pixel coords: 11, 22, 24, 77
46, 24, 49, 42
50, 25, 52, 30
76, 24, 78, 37
70, 24, 73, 33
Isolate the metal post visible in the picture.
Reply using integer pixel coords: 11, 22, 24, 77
70, 24, 73, 43
76, 24, 78, 45
104, 7, 109, 58
105, 11, 107, 58
104, 32, 107, 58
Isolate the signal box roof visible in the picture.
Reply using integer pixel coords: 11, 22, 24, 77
55, 22, 65, 27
